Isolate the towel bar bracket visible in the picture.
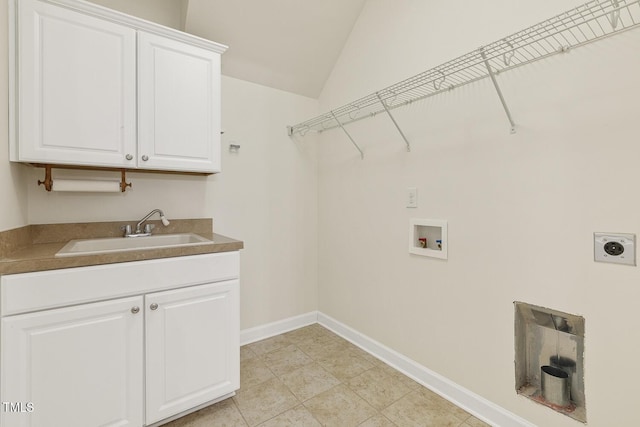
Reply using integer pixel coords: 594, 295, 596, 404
37, 165, 53, 191
36, 164, 132, 193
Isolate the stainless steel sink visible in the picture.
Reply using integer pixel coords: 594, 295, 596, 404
55, 233, 214, 257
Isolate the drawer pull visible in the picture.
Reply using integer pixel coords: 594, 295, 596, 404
150, 303, 158, 311
131, 306, 140, 314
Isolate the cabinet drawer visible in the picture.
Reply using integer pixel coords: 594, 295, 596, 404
1, 252, 239, 316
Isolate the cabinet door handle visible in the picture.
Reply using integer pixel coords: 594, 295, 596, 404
141, 155, 149, 161
125, 154, 133, 160
131, 306, 140, 314
150, 303, 158, 311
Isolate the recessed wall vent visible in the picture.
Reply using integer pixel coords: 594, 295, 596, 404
514, 302, 586, 423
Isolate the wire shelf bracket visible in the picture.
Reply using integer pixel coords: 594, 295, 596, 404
287, 0, 640, 143
480, 48, 516, 134
376, 92, 411, 152
331, 111, 364, 159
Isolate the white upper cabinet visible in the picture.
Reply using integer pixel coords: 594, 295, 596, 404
12, 0, 137, 167
10, 0, 227, 174
138, 32, 221, 173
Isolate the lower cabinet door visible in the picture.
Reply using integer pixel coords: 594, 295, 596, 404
145, 280, 239, 424
1, 296, 144, 427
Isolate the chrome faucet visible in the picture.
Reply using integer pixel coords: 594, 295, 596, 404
121, 209, 170, 237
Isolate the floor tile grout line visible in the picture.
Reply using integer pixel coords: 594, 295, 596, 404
358, 412, 400, 427
246, 363, 303, 427
348, 382, 414, 414
264, 346, 398, 426
284, 338, 417, 415
230, 397, 251, 427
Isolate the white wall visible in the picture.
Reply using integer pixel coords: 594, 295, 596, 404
0, 0, 28, 231
211, 76, 319, 329
318, 1, 640, 426
86, 0, 185, 30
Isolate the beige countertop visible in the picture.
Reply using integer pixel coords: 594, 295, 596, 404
0, 219, 243, 275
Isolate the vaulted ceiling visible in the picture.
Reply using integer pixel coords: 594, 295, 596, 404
183, 0, 366, 98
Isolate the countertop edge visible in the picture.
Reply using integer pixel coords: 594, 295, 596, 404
0, 232, 243, 276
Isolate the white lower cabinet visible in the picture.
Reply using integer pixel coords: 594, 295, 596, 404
0, 253, 240, 427
145, 281, 239, 424
1, 296, 145, 427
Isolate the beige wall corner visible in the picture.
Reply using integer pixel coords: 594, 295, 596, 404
0, 0, 28, 231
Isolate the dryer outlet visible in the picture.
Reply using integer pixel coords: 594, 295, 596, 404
594, 233, 635, 266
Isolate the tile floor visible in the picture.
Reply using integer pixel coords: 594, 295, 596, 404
164, 324, 491, 427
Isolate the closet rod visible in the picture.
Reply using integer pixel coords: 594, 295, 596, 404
288, 0, 640, 139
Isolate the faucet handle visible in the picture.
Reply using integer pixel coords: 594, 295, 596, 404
120, 224, 132, 236
144, 224, 155, 234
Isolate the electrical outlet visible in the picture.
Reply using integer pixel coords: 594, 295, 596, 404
407, 187, 417, 208
594, 233, 636, 266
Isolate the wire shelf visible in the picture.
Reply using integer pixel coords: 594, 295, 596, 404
288, 0, 640, 140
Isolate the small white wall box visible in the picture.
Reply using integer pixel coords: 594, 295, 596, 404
594, 232, 635, 266
409, 218, 447, 259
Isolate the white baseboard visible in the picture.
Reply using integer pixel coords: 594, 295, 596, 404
317, 312, 536, 427
240, 311, 318, 345
241, 311, 534, 427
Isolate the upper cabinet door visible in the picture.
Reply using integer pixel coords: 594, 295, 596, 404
15, 0, 137, 167
138, 31, 222, 173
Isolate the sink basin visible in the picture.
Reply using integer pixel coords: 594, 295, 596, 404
55, 233, 214, 257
